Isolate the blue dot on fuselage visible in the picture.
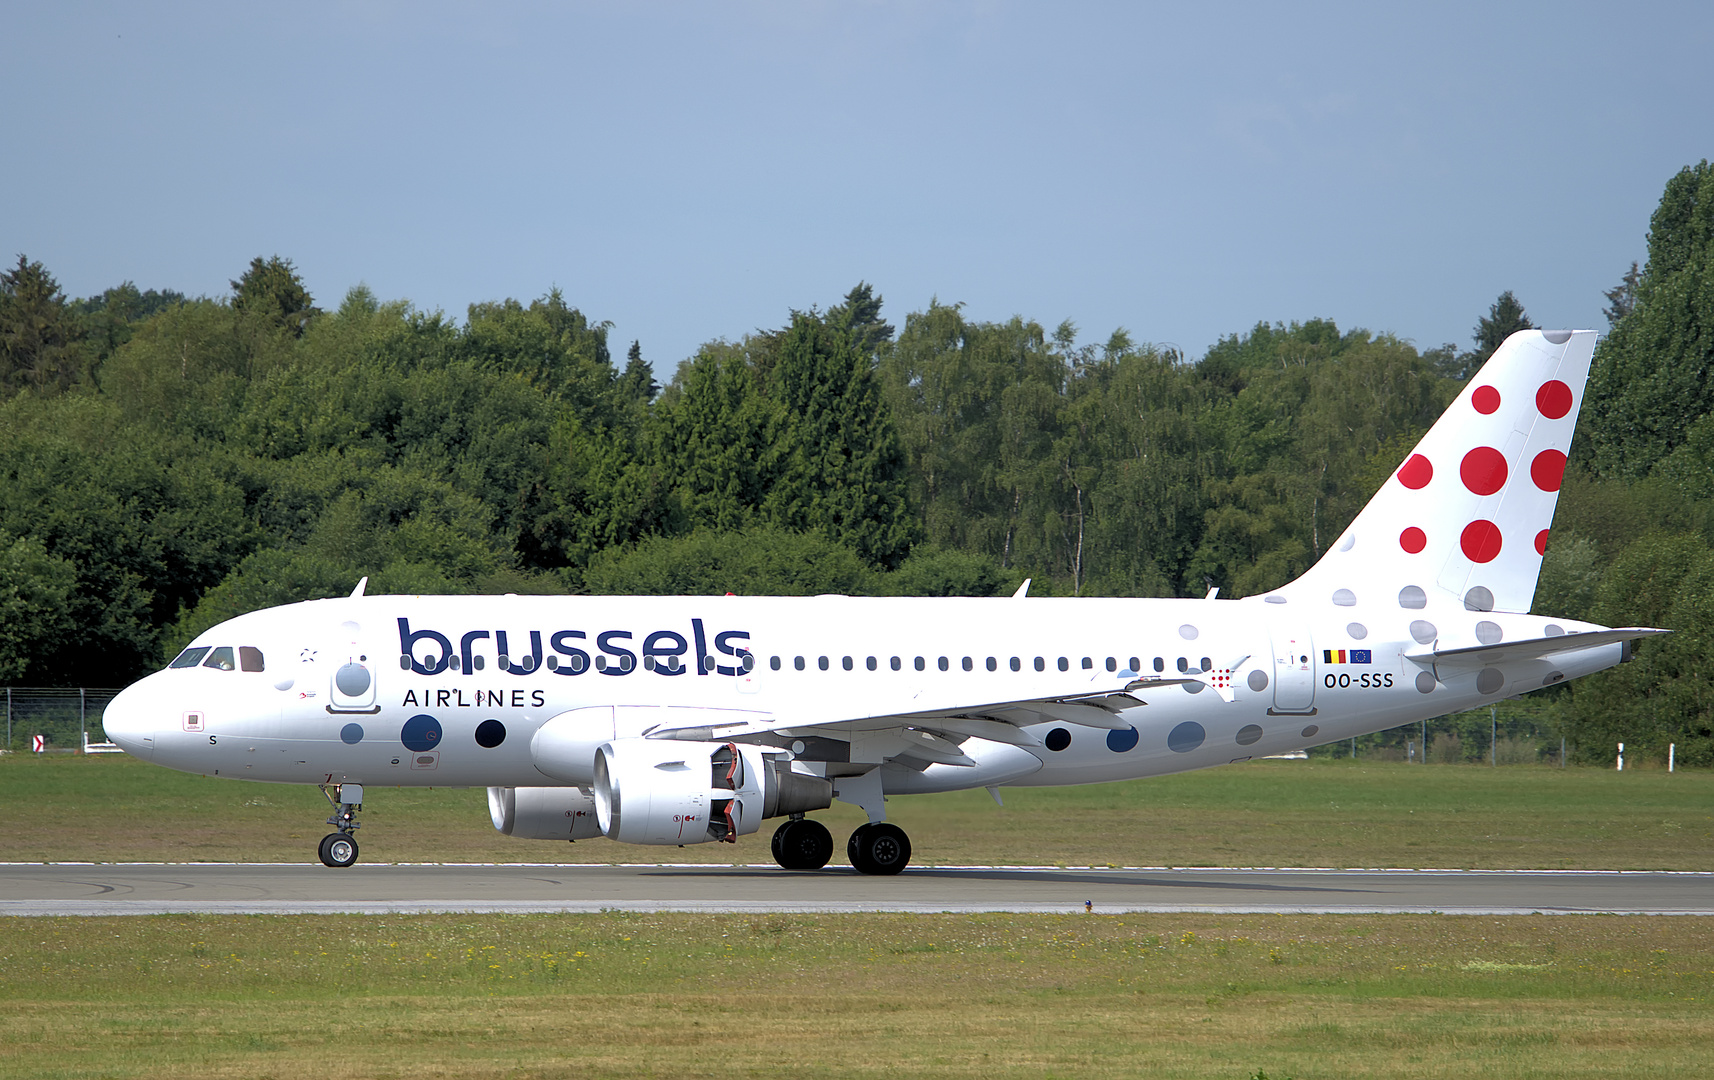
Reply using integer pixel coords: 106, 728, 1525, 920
401, 714, 441, 752
340, 723, 364, 745
1106, 726, 1139, 753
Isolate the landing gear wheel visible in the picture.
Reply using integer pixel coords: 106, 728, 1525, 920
771, 819, 834, 870
318, 832, 359, 868
847, 822, 911, 875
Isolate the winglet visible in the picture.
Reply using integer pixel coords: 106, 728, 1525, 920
350, 577, 368, 598
1012, 579, 1031, 599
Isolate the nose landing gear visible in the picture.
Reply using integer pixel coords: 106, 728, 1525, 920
317, 783, 363, 868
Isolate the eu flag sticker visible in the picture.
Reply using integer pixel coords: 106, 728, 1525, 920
1322, 649, 1373, 664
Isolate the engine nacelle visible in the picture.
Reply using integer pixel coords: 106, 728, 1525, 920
593, 739, 832, 846
487, 786, 604, 841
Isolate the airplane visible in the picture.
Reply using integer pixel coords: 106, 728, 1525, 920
102, 328, 1665, 874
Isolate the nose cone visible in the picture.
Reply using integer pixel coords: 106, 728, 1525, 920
103, 679, 160, 760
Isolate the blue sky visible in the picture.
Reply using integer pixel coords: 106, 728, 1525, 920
4, 2, 1710, 371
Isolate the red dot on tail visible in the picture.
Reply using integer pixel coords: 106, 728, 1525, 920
1472, 385, 1501, 414
1460, 447, 1508, 496
1400, 527, 1427, 554
1398, 454, 1433, 489
1530, 449, 1567, 492
1535, 529, 1549, 555
1461, 520, 1503, 563
1536, 380, 1573, 419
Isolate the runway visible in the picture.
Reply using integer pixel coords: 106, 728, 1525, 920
3, 862, 1711, 916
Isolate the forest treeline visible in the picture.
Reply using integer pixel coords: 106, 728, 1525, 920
2, 164, 1711, 766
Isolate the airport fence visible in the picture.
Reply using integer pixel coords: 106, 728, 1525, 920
2, 688, 123, 754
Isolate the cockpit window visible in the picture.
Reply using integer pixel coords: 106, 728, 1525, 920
203, 646, 236, 671
169, 646, 211, 669
239, 646, 265, 672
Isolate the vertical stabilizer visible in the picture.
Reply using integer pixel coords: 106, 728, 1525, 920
1283, 328, 1596, 614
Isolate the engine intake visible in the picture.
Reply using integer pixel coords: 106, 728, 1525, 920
593, 739, 832, 845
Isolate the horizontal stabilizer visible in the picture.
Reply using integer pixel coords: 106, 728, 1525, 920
1407, 627, 1669, 669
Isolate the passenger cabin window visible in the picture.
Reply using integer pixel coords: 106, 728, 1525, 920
915, 657, 926, 671
203, 646, 236, 671
1010, 657, 1021, 672
1057, 657, 1069, 672
170, 646, 211, 669
986, 657, 997, 672
1034, 657, 1045, 671
890, 656, 901, 671
794, 656, 805, 671
842, 656, 853, 671
1081, 657, 1093, 669
239, 647, 265, 672
818, 656, 829, 671
937, 656, 949, 671
1105, 657, 1117, 672
1154, 657, 1165, 672
866, 657, 877, 671
1201, 656, 1212, 671
771, 656, 782, 670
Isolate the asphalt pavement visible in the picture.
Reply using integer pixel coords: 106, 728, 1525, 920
3, 862, 1711, 915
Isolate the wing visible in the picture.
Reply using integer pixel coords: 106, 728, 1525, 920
640, 685, 1156, 767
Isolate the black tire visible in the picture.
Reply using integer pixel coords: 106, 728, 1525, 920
771, 819, 833, 870
847, 822, 911, 875
318, 832, 359, 868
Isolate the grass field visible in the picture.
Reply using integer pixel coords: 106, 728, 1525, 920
3, 910, 1712, 1078
5, 755, 1713, 1078
1, 752, 1709, 869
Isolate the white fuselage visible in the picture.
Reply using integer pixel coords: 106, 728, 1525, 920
103, 591, 1621, 795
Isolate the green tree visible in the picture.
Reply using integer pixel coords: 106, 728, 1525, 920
1603, 260, 1642, 327
1449, 290, 1533, 379
1586, 161, 1714, 480
583, 526, 877, 596
829, 281, 895, 357
0, 532, 78, 683
231, 255, 319, 337
1560, 532, 1714, 766
649, 347, 784, 532
0, 256, 86, 395
768, 310, 915, 568
617, 339, 660, 404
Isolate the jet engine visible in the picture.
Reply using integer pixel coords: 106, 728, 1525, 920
487, 785, 604, 841
593, 739, 832, 845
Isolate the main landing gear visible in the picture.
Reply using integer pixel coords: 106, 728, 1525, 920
770, 816, 833, 870
317, 783, 362, 868
769, 816, 912, 875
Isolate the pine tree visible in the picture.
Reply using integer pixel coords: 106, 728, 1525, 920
231, 255, 318, 337
0, 256, 86, 394
1603, 261, 1641, 327
1450, 291, 1534, 378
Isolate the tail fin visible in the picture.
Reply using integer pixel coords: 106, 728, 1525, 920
1284, 328, 1596, 614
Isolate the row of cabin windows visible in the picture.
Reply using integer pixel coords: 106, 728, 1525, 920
768, 655, 1214, 674
169, 645, 265, 672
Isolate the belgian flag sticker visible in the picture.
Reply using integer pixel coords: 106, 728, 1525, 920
1323, 649, 1372, 664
